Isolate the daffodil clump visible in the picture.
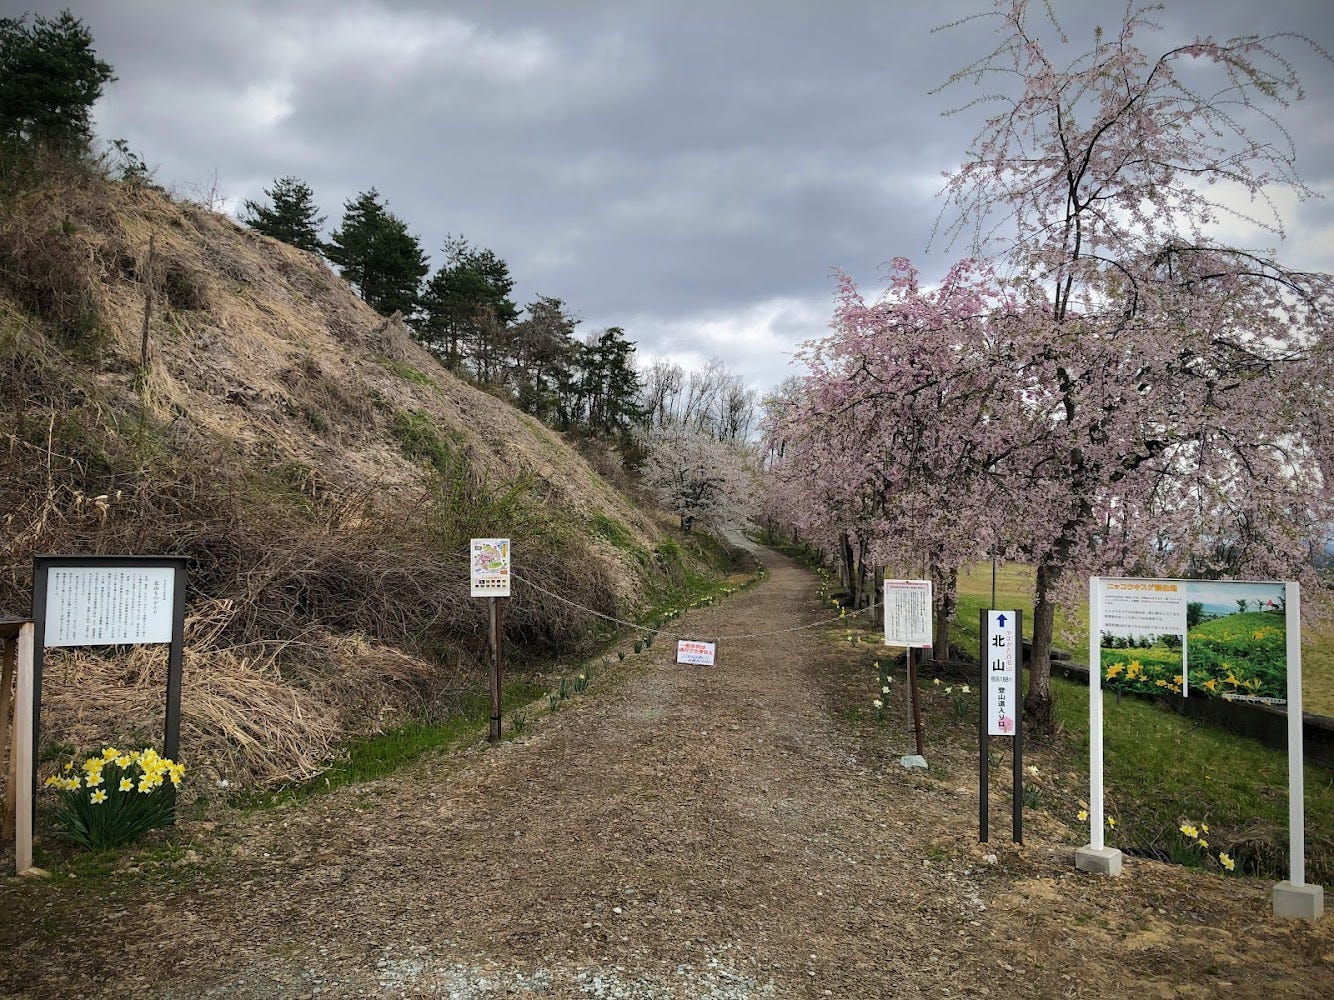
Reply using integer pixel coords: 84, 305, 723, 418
44, 746, 185, 850
1177, 818, 1237, 873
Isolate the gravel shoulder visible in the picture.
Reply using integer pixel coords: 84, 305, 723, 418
2, 545, 1331, 999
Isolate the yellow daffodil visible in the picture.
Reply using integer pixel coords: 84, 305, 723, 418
102, 747, 120, 761
1220, 852, 1235, 872
85, 771, 104, 787
119, 778, 133, 792
115, 755, 131, 768
1201, 823, 1209, 833
1180, 823, 1198, 838
1077, 809, 1089, 822
1197, 839, 1208, 849
63, 762, 72, 772
90, 789, 107, 805
1107, 816, 1117, 829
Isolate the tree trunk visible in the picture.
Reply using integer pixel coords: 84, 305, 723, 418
931, 566, 957, 666
1025, 560, 1059, 732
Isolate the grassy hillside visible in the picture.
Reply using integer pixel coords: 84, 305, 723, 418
0, 168, 720, 788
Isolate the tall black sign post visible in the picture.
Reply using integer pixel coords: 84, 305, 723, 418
30, 555, 189, 828
979, 608, 1023, 844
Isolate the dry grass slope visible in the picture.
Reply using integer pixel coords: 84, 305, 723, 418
0, 169, 696, 790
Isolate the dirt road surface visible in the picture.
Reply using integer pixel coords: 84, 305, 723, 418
2, 546, 1330, 998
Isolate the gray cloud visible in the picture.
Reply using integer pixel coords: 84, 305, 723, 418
7, 0, 1331, 391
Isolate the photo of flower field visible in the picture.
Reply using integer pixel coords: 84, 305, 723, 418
1100, 581, 1288, 704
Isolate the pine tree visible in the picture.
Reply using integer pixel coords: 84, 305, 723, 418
326, 188, 428, 318
241, 176, 325, 253
417, 237, 518, 370
0, 11, 115, 158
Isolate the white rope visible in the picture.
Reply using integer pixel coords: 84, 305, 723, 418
510, 570, 878, 642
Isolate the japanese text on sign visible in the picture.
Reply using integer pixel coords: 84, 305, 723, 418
1100, 578, 1187, 635
884, 579, 933, 648
470, 538, 511, 597
987, 611, 1018, 736
675, 639, 717, 666
44, 567, 176, 647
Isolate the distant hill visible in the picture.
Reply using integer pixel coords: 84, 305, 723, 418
0, 169, 710, 786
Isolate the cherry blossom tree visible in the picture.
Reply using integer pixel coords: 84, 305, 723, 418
642, 425, 758, 533
933, 1, 1334, 727
777, 258, 1024, 661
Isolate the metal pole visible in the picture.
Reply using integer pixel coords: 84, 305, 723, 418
1089, 579, 1105, 852
1285, 583, 1304, 886
908, 647, 925, 757
164, 565, 186, 764
978, 608, 989, 843
1013, 610, 1024, 845
488, 597, 503, 744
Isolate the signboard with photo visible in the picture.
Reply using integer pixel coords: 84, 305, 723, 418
1097, 578, 1287, 704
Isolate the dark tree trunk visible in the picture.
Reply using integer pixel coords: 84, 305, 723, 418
1025, 560, 1059, 732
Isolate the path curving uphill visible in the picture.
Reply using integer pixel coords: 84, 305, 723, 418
2, 546, 1330, 998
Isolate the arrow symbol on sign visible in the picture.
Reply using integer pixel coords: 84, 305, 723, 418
997, 614, 1007, 627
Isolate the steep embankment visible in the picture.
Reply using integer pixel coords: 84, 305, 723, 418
0, 171, 697, 786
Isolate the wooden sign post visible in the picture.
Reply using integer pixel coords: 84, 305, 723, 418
2, 618, 36, 874
884, 579, 933, 760
470, 539, 511, 745
30, 555, 188, 830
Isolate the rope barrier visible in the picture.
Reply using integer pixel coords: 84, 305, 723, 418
510, 570, 879, 643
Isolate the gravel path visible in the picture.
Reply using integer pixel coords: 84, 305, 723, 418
2, 546, 1331, 998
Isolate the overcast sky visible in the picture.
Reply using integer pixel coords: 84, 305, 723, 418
11, 1, 1334, 393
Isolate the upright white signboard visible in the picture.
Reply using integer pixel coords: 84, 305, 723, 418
470, 538, 511, 597
883, 579, 933, 648
43, 566, 176, 647
986, 611, 1018, 736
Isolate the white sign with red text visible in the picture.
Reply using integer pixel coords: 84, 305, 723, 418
675, 639, 717, 666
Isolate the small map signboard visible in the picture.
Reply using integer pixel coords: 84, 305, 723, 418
675, 639, 717, 666
470, 538, 511, 597
884, 579, 933, 648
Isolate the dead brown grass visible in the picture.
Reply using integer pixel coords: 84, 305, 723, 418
0, 171, 687, 796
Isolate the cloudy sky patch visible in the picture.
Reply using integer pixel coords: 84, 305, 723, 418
10, 0, 1331, 392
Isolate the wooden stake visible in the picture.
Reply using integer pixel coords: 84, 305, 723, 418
1, 637, 14, 844
908, 647, 925, 757
14, 624, 34, 873
140, 233, 155, 369
488, 597, 504, 743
